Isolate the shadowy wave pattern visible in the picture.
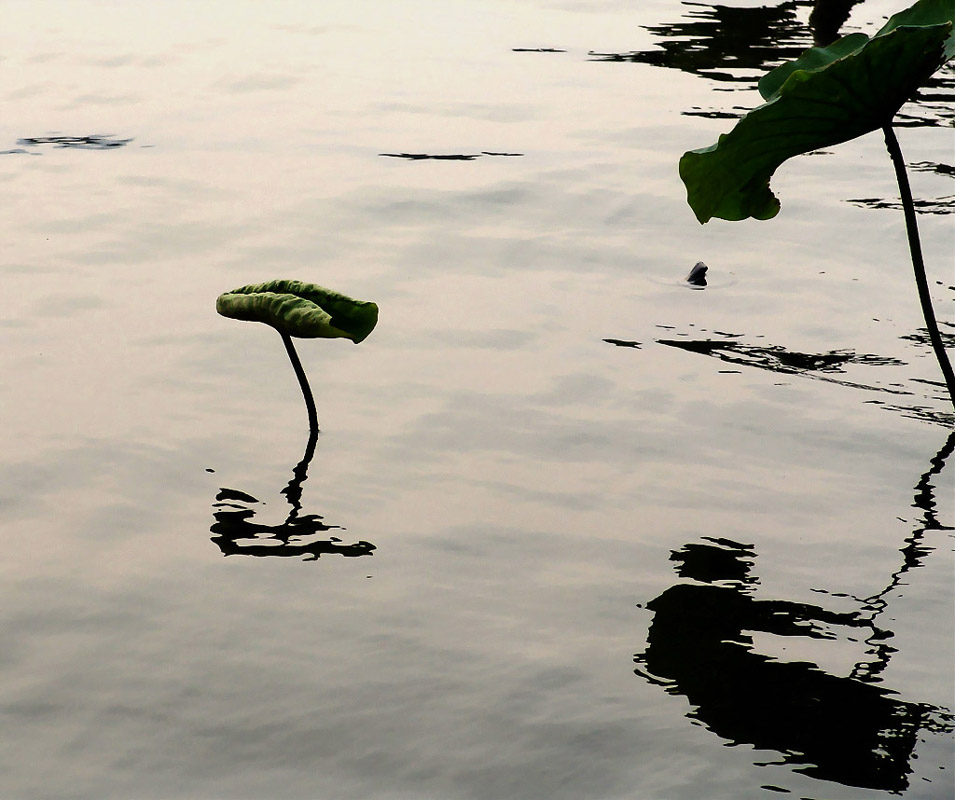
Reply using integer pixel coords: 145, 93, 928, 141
589, 1, 814, 93
847, 195, 955, 215
380, 152, 523, 161
587, 0, 953, 126
634, 535, 953, 793
605, 326, 954, 425
17, 134, 133, 150
210, 426, 375, 562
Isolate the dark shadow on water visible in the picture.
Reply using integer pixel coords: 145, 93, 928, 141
681, 107, 751, 119
380, 152, 523, 161
847, 195, 955, 215
901, 323, 955, 351
210, 424, 375, 561
816, 430, 955, 681
635, 433, 955, 792
653, 330, 909, 391
808, 0, 865, 46
911, 160, 955, 178
635, 535, 953, 791
589, 1, 815, 95
605, 327, 955, 425
895, 64, 955, 128
17, 134, 133, 150
588, 0, 953, 126
655, 336, 904, 377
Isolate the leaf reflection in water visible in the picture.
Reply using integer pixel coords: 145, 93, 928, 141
588, 0, 953, 126
634, 531, 953, 793
588, 1, 814, 91
210, 425, 375, 562
635, 432, 955, 792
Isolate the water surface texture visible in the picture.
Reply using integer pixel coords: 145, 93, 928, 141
1, 1, 953, 799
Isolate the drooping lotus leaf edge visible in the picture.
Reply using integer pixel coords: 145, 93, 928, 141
216, 279, 379, 343
680, 16, 954, 224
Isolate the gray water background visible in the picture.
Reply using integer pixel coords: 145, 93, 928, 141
1, 1, 953, 798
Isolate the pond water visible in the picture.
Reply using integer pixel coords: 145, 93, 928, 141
1, 1, 953, 798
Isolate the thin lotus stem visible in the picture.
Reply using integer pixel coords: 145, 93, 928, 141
280, 331, 320, 434
882, 124, 955, 413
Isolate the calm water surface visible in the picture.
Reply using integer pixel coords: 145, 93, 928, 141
1, 1, 953, 798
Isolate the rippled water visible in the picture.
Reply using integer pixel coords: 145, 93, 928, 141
2, 1, 953, 798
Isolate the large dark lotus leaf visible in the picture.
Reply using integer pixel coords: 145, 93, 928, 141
680, 1, 953, 224
216, 279, 379, 342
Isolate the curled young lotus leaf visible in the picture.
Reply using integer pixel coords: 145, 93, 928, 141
216, 279, 378, 342
680, 0, 954, 223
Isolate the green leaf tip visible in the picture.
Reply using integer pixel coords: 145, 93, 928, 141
216, 279, 379, 343
681, 0, 954, 224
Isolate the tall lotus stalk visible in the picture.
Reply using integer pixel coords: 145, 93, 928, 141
216, 279, 379, 430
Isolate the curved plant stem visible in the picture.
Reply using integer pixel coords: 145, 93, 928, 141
280, 331, 320, 433
882, 123, 955, 412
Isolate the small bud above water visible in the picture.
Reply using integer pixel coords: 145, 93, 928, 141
687, 261, 709, 287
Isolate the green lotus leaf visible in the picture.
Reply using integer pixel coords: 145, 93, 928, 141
216, 279, 378, 342
756, 33, 869, 101
761, 0, 954, 100
879, 0, 955, 57
680, 0, 953, 224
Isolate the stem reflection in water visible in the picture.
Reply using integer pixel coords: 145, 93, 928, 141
210, 415, 375, 561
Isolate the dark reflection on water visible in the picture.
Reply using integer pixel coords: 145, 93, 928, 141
635, 434, 955, 791
634, 533, 953, 792
589, 0, 953, 126
650, 330, 910, 392
889, 161, 955, 215
16, 134, 133, 150
807, 0, 864, 46
379, 152, 523, 160
662, 331, 955, 424
655, 336, 904, 375
847, 195, 955, 215
210, 425, 375, 561
589, 1, 814, 92
895, 64, 955, 128
607, 327, 955, 423
911, 161, 955, 178
808, 431, 955, 688
911, 430, 954, 534
681, 106, 751, 119
901, 325, 955, 349
863, 398, 955, 427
